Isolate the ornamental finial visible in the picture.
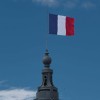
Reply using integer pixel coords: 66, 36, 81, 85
42, 49, 52, 67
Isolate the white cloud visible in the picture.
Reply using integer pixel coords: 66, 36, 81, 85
0, 81, 6, 85
32, 0, 58, 7
12, 0, 96, 9
0, 80, 7, 86
65, 0, 78, 9
81, 1, 96, 9
0, 89, 36, 100
34, 0, 97, 9
64, 0, 96, 9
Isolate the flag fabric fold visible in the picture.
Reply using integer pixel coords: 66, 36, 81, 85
49, 14, 74, 36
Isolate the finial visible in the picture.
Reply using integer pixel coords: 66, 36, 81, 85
43, 49, 52, 67
45, 49, 49, 55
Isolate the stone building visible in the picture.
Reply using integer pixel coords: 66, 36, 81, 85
34, 49, 59, 100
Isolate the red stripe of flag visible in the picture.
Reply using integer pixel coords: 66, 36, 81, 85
66, 17, 74, 36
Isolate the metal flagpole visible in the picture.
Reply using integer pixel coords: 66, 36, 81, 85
45, 6, 49, 50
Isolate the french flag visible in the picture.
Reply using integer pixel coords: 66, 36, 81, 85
49, 14, 74, 36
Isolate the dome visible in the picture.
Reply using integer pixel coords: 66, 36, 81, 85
43, 49, 52, 66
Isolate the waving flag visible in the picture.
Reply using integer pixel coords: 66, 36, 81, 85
49, 14, 74, 36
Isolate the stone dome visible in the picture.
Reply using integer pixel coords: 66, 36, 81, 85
43, 49, 52, 66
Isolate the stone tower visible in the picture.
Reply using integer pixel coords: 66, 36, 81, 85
34, 49, 59, 100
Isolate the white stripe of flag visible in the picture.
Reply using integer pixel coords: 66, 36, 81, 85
57, 15, 66, 36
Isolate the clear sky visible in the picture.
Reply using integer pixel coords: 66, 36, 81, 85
0, 0, 100, 100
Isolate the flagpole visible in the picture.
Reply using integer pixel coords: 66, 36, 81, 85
45, 6, 49, 50
46, 33, 48, 50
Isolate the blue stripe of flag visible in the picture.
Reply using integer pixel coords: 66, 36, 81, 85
49, 14, 57, 35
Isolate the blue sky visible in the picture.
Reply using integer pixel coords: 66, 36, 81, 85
0, 0, 100, 100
